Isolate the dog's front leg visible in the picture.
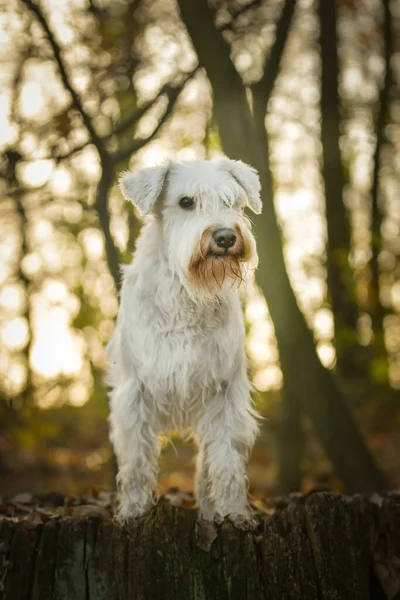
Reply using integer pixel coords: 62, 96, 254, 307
109, 379, 160, 523
195, 444, 216, 521
197, 381, 258, 529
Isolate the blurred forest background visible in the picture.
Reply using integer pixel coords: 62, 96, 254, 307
0, 0, 399, 503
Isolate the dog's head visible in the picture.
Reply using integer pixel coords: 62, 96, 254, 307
119, 158, 262, 298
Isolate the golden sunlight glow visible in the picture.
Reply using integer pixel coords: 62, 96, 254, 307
245, 297, 268, 323
392, 282, 400, 312
31, 312, 84, 378
313, 309, 334, 340
317, 343, 336, 369
247, 340, 272, 364
44, 280, 68, 303
254, 365, 283, 391
136, 73, 160, 99
19, 82, 46, 118
27, 277, 84, 381
140, 145, 170, 167
8, 362, 26, 388
0, 285, 24, 311
80, 229, 104, 260
20, 160, 53, 188
2, 0, 399, 408
73, 147, 101, 182
1, 317, 28, 351
69, 382, 89, 407
51, 167, 72, 195
389, 363, 400, 390
21, 253, 42, 278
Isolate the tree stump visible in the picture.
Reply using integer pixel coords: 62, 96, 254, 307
1, 492, 399, 599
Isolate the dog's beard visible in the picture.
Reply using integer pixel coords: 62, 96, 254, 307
192, 255, 244, 291
188, 226, 254, 293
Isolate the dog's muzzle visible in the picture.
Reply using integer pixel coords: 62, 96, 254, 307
212, 228, 237, 250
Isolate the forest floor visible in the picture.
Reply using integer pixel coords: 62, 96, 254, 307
1, 395, 399, 500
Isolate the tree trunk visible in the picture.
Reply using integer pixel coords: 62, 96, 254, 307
252, 0, 304, 493
277, 389, 305, 493
1, 492, 399, 599
318, 0, 362, 381
177, 0, 387, 493
367, 0, 393, 386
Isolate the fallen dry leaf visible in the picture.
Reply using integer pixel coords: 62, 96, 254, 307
70, 505, 111, 520
374, 556, 400, 600
11, 493, 33, 504
165, 489, 195, 508
195, 519, 217, 552
373, 532, 400, 600
25, 509, 46, 525
371, 494, 384, 508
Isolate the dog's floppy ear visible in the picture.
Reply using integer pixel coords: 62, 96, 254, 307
119, 164, 169, 215
220, 158, 262, 214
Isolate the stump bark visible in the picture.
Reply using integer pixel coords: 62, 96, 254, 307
1, 492, 399, 599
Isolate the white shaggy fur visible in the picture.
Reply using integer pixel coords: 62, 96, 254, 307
107, 158, 262, 527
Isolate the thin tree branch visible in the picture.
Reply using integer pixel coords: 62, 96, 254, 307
109, 85, 171, 138
111, 72, 197, 164
251, 0, 297, 209
218, 0, 262, 32
94, 166, 121, 291
21, 0, 108, 160
251, 0, 297, 116
36, 69, 200, 163
108, 72, 198, 138
177, 0, 257, 164
20, 0, 126, 294
19, 0, 197, 297
53, 139, 91, 162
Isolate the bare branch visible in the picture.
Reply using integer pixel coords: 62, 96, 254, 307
20, 1, 196, 295
20, 0, 125, 294
109, 68, 199, 139
94, 166, 121, 291
38, 74, 199, 163
53, 140, 91, 162
109, 90, 167, 139
218, 0, 262, 32
111, 70, 198, 164
21, 0, 108, 160
177, 0, 256, 164
252, 0, 297, 116
251, 0, 296, 185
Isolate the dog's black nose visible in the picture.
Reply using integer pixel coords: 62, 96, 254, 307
212, 228, 237, 249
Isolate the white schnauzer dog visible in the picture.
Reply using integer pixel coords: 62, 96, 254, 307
107, 157, 262, 528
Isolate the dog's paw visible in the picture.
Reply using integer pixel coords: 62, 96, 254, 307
214, 512, 224, 526
228, 513, 258, 531
114, 504, 150, 526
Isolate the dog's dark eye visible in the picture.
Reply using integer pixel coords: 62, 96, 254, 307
179, 196, 195, 210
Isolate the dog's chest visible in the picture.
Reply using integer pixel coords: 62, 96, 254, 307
134, 292, 243, 392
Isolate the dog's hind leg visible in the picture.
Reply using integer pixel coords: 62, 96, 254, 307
109, 378, 160, 523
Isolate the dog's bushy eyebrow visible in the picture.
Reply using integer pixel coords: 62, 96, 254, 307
186, 182, 241, 213
195, 193, 235, 214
